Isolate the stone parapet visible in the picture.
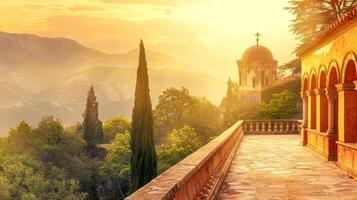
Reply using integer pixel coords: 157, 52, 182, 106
126, 121, 244, 200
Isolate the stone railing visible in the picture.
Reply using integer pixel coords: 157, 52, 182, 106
126, 121, 244, 200
126, 119, 302, 200
243, 120, 301, 134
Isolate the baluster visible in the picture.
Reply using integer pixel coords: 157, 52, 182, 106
257, 121, 261, 132
291, 122, 297, 133
285, 122, 290, 133
267, 121, 272, 132
273, 121, 278, 132
294, 122, 301, 133
244, 122, 249, 132
279, 121, 284, 132
249, 122, 254, 132
261, 121, 266, 133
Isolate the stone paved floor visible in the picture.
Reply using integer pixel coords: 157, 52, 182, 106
218, 135, 357, 200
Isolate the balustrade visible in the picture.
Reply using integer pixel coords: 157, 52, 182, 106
126, 119, 301, 200
243, 120, 301, 134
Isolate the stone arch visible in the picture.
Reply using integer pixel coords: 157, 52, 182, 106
247, 70, 256, 88
328, 67, 339, 88
310, 72, 317, 129
341, 52, 357, 83
318, 69, 328, 132
302, 72, 309, 91
303, 78, 309, 92
327, 60, 340, 86
310, 69, 317, 90
339, 52, 357, 143
318, 65, 327, 89
327, 65, 339, 136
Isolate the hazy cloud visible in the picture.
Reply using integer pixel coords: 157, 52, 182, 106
24, 3, 67, 12
68, 5, 106, 12
24, 4, 47, 10
100, 0, 206, 6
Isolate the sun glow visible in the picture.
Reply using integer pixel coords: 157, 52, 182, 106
0, 0, 297, 87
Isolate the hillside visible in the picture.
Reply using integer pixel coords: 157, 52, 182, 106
0, 31, 187, 92
0, 32, 225, 135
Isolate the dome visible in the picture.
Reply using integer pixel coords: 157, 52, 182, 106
240, 45, 274, 62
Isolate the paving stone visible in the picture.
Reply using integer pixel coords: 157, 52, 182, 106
217, 135, 357, 200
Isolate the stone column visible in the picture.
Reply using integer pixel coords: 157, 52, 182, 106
306, 90, 316, 129
314, 88, 328, 132
300, 91, 308, 146
336, 83, 357, 143
325, 88, 337, 135
301, 91, 308, 127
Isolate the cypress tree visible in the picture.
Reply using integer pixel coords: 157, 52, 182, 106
130, 40, 157, 191
220, 77, 241, 127
83, 85, 103, 155
96, 120, 104, 143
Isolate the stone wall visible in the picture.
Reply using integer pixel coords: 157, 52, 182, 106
126, 121, 244, 200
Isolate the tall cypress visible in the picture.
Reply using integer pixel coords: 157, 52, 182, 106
130, 40, 157, 191
83, 85, 103, 154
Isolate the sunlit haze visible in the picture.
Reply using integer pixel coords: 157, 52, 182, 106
0, 0, 297, 80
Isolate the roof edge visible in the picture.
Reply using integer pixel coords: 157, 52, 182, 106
296, 6, 357, 58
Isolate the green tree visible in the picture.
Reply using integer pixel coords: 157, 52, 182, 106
154, 87, 194, 143
258, 90, 298, 119
7, 117, 101, 199
158, 126, 204, 173
0, 175, 10, 199
96, 120, 104, 144
155, 87, 223, 144
7, 121, 34, 155
0, 141, 87, 200
103, 117, 131, 143
83, 85, 104, 154
186, 97, 223, 142
277, 59, 301, 79
130, 40, 157, 191
101, 132, 131, 199
286, 0, 357, 44
219, 78, 241, 127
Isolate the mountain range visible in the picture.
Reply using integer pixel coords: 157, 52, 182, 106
0, 31, 225, 135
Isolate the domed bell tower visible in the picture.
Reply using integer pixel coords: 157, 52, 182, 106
236, 32, 277, 104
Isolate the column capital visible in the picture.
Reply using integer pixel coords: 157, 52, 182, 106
300, 91, 307, 99
354, 80, 357, 90
327, 129, 336, 135
305, 90, 315, 96
325, 88, 337, 99
336, 83, 355, 91
313, 88, 325, 95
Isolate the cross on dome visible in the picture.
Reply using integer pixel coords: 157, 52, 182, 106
255, 32, 260, 46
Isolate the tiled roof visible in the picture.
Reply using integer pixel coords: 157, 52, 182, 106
296, 6, 357, 57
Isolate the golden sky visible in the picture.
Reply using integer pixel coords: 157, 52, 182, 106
0, 0, 297, 79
